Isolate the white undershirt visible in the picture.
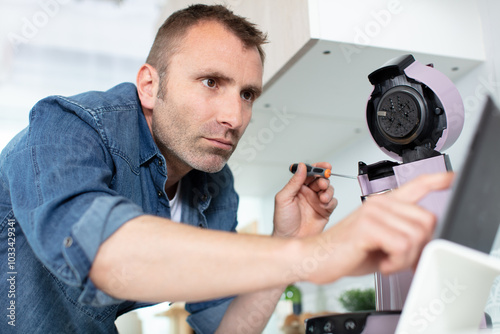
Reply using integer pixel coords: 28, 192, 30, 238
168, 180, 182, 223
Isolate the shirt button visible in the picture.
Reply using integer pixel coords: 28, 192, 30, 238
157, 191, 163, 197
158, 160, 163, 167
63, 237, 73, 248
198, 223, 205, 228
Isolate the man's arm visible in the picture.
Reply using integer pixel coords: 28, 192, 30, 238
89, 216, 302, 302
89, 172, 453, 319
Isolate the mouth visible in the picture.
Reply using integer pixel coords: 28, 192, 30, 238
204, 137, 235, 151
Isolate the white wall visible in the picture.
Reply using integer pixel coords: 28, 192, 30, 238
0, 0, 157, 152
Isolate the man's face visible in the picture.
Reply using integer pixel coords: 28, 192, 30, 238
151, 20, 263, 174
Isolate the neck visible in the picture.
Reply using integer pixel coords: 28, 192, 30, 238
165, 181, 179, 200
164, 158, 191, 198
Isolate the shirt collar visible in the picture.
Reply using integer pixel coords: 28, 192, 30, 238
136, 95, 161, 167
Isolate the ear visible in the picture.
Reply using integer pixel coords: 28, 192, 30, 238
136, 63, 160, 111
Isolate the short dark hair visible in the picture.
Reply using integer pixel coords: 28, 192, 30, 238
146, 4, 268, 77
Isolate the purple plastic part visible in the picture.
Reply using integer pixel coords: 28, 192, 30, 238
405, 60, 465, 152
394, 155, 452, 218
361, 313, 400, 334
374, 270, 413, 312
372, 155, 451, 312
357, 174, 398, 197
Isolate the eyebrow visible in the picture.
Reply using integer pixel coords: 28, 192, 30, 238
200, 70, 263, 98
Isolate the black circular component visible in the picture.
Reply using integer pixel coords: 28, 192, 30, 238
366, 54, 450, 161
375, 86, 425, 145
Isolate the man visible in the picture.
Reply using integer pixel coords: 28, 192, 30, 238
0, 4, 453, 334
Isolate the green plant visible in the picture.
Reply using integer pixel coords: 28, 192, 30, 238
338, 288, 376, 312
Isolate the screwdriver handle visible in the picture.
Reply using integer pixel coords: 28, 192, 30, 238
289, 163, 331, 178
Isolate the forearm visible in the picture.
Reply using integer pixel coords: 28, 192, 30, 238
89, 215, 303, 303
216, 286, 286, 334
90, 174, 452, 305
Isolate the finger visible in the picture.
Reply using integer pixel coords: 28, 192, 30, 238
388, 172, 454, 204
299, 183, 337, 214
306, 176, 330, 193
319, 185, 335, 204
368, 201, 435, 261
365, 195, 437, 235
369, 220, 426, 274
302, 162, 332, 186
356, 199, 436, 273
278, 163, 308, 201
352, 214, 416, 274
325, 195, 338, 213
305, 162, 332, 191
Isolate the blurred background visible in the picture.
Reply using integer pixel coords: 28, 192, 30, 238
1, 0, 500, 333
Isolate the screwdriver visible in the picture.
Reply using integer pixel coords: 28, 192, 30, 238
289, 163, 357, 180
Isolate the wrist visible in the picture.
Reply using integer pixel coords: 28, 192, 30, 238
271, 221, 298, 239
277, 238, 315, 284
271, 222, 287, 238
292, 234, 344, 285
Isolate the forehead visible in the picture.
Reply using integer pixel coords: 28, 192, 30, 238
170, 20, 263, 81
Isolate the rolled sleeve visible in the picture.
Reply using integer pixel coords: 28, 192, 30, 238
64, 196, 145, 306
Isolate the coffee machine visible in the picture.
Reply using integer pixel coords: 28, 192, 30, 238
359, 54, 464, 313
304, 54, 464, 333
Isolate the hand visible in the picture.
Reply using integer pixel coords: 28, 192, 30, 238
272, 162, 338, 238
302, 172, 454, 284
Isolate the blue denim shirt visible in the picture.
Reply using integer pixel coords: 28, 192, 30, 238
0, 83, 238, 334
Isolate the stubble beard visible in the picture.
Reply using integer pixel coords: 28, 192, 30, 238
154, 126, 237, 174
152, 103, 240, 174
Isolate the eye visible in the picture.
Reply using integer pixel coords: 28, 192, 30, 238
241, 90, 255, 102
202, 78, 217, 88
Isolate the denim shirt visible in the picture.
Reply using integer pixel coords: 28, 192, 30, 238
0, 83, 238, 334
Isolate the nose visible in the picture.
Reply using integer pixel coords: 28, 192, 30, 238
216, 94, 244, 130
